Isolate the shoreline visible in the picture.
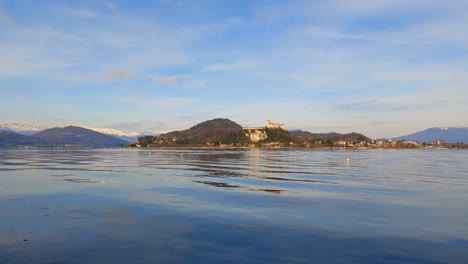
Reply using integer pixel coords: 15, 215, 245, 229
2, 145, 467, 150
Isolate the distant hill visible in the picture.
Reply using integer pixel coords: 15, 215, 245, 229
34, 126, 129, 147
393, 127, 468, 143
0, 131, 48, 148
290, 130, 371, 143
159, 118, 248, 145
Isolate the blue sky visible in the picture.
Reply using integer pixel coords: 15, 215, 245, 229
1, 0, 467, 138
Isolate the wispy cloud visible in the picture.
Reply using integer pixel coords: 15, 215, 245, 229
202, 61, 254, 72
104, 1, 118, 10
104, 69, 134, 80
160, 0, 184, 6
0, 12, 196, 79
327, 97, 416, 112
150, 73, 206, 88
67, 7, 98, 18
123, 96, 197, 109
1, 1, 467, 138
150, 74, 191, 85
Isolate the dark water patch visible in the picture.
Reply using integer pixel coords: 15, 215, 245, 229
193, 179, 287, 195
60, 178, 109, 184
247, 188, 285, 194
45, 167, 125, 173
194, 180, 241, 188
194, 180, 285, 194
262, 175, 338, 184
256, 168, 341, 176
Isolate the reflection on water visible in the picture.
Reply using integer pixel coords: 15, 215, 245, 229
0, 149, 467, 263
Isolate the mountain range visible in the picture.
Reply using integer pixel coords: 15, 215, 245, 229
1, 121, 466, 148
0, 126, 128, 148
0, 122, 157, 142
393, 127, 467, 143
34, 126, 129, 147
0, 122, 48, 135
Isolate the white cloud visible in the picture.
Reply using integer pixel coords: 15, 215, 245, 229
124, 96, 195, 107
1, 1, 468, 138
0, 13, 196, 78
202, 61, 254, 72
150, 74, 192, 85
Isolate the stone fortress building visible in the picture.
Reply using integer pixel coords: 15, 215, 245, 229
242, 120, 286, 142
266, 120, 286, 130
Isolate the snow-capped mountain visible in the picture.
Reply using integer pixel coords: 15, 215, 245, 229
140, 130, 162, 136
82, 126, 140, 137
0, 122, 48, 135
393, 127, 467, 143
0, 122, 161, 142
82, 126, 160, 142
80, 126, 140, 142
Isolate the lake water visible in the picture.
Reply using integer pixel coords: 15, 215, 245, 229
0, 149, 467, 263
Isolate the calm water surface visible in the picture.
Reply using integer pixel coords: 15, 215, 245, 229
0, 149, 467, 263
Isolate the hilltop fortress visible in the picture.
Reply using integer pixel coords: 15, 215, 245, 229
242, 120, 286, 131
242, 120, 286, 142
266, 120, 286, 130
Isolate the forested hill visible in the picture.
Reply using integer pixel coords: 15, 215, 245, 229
290, 130, 371, 143
158, 118, 248, 145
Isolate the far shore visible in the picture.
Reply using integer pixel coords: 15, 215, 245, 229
123, 145, 467, 150
3, 144, 467, 150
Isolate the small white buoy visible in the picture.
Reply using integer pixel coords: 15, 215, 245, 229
294, 156, 298, 160
181, 153, 184, 156
346, 158, 350, 162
